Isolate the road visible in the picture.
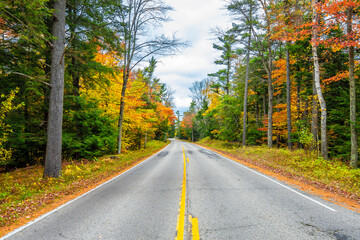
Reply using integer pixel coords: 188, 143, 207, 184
2, 139, 360, 240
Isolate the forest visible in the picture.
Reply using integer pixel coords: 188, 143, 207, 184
0, 0, 180, 176
1, 0, 359, 177
179, 0, 359, 168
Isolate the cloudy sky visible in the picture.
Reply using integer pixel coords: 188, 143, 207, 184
154, 0, 232, 114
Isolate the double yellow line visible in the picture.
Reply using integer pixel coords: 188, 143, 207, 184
175, 146, 200, 240
189, 215, 200, 240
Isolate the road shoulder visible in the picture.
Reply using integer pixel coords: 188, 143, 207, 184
193, 142, 360, 213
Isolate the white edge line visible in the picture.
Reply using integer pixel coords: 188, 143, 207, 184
193, 144, 337, 212
0, 143, 172, 240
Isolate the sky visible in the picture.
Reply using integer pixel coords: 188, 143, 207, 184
154, 0, 232, 114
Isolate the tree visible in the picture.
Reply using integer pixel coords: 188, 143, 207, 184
284, 0, 292, 149
43, 0, 67, 178
347, 4, 358, 168
312, 0, 328, 159
227, 0, 257, 146
0, 89, 23, 166
141, 58, 176, 145
260, 0, 274, 148
66, 0, 118, 97
113, 0, 185, 154
311, 1, 328, 159
318, 0, 359, 164
228, 0, 274, 148
209, 31, 237, 95
190, 79, 210, 110
0, 1, 54, 167
181, 102, 196, 141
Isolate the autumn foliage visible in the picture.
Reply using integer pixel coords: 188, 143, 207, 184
82, 49, 176, 151
180, 0, 360, 163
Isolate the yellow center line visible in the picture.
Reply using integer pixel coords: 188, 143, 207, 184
175, 146, 187, 240
177, 146, 200, 240
189, 215, 200, 240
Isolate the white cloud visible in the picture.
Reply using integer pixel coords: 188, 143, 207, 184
174, 96, 193, 108
154, 0, 232, 112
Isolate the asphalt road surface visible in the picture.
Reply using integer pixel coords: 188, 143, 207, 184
2, 139, 360, 240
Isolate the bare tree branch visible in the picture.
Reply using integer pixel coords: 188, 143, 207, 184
11, 72, 51, 87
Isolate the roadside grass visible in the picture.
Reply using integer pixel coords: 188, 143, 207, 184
197, 138, 360, 201
0, 140, 168, 234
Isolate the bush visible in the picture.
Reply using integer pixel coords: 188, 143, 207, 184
0, 88, 23, 166
62, 97, 117, 160
247, 128, 264, 145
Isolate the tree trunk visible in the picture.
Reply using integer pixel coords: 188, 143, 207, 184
296, 77, 302, 149
117, 71, 130, 154
226, 58, 230, 95
42, 85, 49, 165
67, 3, 80, 97
242, 34, 251, 146
312, 0, 328, 159
286, 43, 292, 149
144, 131, 147, 149
267, 45, 273, 148
255, 96, 259, 127
138, 136, 141, 150
43, 0, 67, 178
71, 57, 81, 96
347, 6, 358, 168
297, 80, 301, 115
311, 78, 319, 150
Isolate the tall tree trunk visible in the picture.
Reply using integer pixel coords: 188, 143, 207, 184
255, 95, 260, 127
42, 85, 49, 165
296, 77, 302, 149
347, 6, 358, 168
117, 71, 130, 154
297, 80, 301, 114
42, 5, 53, 166
226, 58, 230, 95
44, 0, 67, 178
311, 78, 319, 150
267, 44, 273, 148
286, 43, 292, 149
242, 34, 251, 146
71, 57, 81, 96
312, 0, 328, 159
144, 131, 147, 149
285, 0, 292, 150
67, 3, 80, 97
